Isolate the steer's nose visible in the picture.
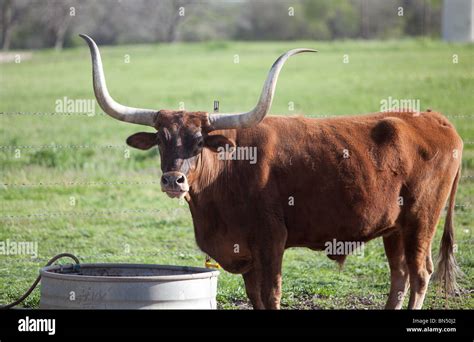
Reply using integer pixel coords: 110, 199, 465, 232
161, 172, 185, 186
160, 171, 189, 198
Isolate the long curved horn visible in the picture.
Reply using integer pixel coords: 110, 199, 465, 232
79, 34, 157, 127
208, 48, 317, 130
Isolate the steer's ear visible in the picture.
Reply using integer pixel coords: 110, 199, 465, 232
126, 132, 157, 150
204, 134, 236, 152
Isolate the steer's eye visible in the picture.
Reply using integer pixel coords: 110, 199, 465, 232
197, 140, 204, 148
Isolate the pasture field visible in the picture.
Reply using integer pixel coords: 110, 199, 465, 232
0, 39, 473, 309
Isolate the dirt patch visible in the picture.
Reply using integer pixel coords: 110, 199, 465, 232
225, 294, 385, 310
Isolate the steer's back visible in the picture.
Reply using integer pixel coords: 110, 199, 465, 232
237, 111, 463, 246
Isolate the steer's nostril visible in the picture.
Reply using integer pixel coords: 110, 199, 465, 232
177, 175, 185, 184
161, 175, 168, 185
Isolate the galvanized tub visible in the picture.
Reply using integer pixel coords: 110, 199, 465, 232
39, 263, 219, 309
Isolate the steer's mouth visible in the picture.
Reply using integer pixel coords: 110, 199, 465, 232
160, 171, 190, 199
163, 189, 188, 199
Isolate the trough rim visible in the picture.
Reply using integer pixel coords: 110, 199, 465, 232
40, 263, 220, 282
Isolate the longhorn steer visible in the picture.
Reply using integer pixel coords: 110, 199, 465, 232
81, 34, 463, 309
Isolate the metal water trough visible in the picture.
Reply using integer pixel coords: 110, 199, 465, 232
39, 263, 219, 309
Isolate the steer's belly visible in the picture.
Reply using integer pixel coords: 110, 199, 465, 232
283, 189, 401, 247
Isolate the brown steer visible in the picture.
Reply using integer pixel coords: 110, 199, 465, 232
81, 34, 463, 309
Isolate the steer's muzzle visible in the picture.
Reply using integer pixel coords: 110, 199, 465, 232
161, 171, 189, 198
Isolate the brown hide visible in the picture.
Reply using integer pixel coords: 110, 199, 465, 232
186, 111, 462, 279
141, 109, 462, 309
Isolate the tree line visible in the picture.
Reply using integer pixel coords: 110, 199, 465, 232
0, 0, 443, 51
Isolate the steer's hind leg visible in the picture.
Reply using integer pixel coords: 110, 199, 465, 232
403, 218, 436, 310
383, 230, 409, 309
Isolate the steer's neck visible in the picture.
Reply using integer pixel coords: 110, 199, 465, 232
190, 147, 228, 196
189, 130, 238, 198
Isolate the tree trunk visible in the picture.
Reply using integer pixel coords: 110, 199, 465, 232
53, 12, 71, 51
2, 0, 13, 51
166, 21, 178, 43
424, 0, 431, 37
165, 0, 190, 43
359, 0, 369, 39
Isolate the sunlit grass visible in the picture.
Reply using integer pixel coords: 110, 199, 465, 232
0, 39, 473, 309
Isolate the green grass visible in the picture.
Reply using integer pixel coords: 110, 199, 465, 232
0, 39, 473, 309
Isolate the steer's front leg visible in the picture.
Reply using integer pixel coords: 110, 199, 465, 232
242, 269, 265, 309
252, 224, 287, 309
259, 248, 285, 309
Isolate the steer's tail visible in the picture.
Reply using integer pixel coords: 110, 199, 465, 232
432, 165, 463, 295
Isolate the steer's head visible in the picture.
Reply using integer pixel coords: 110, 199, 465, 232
80, 34, 316, 199
126, 110, 235, 198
